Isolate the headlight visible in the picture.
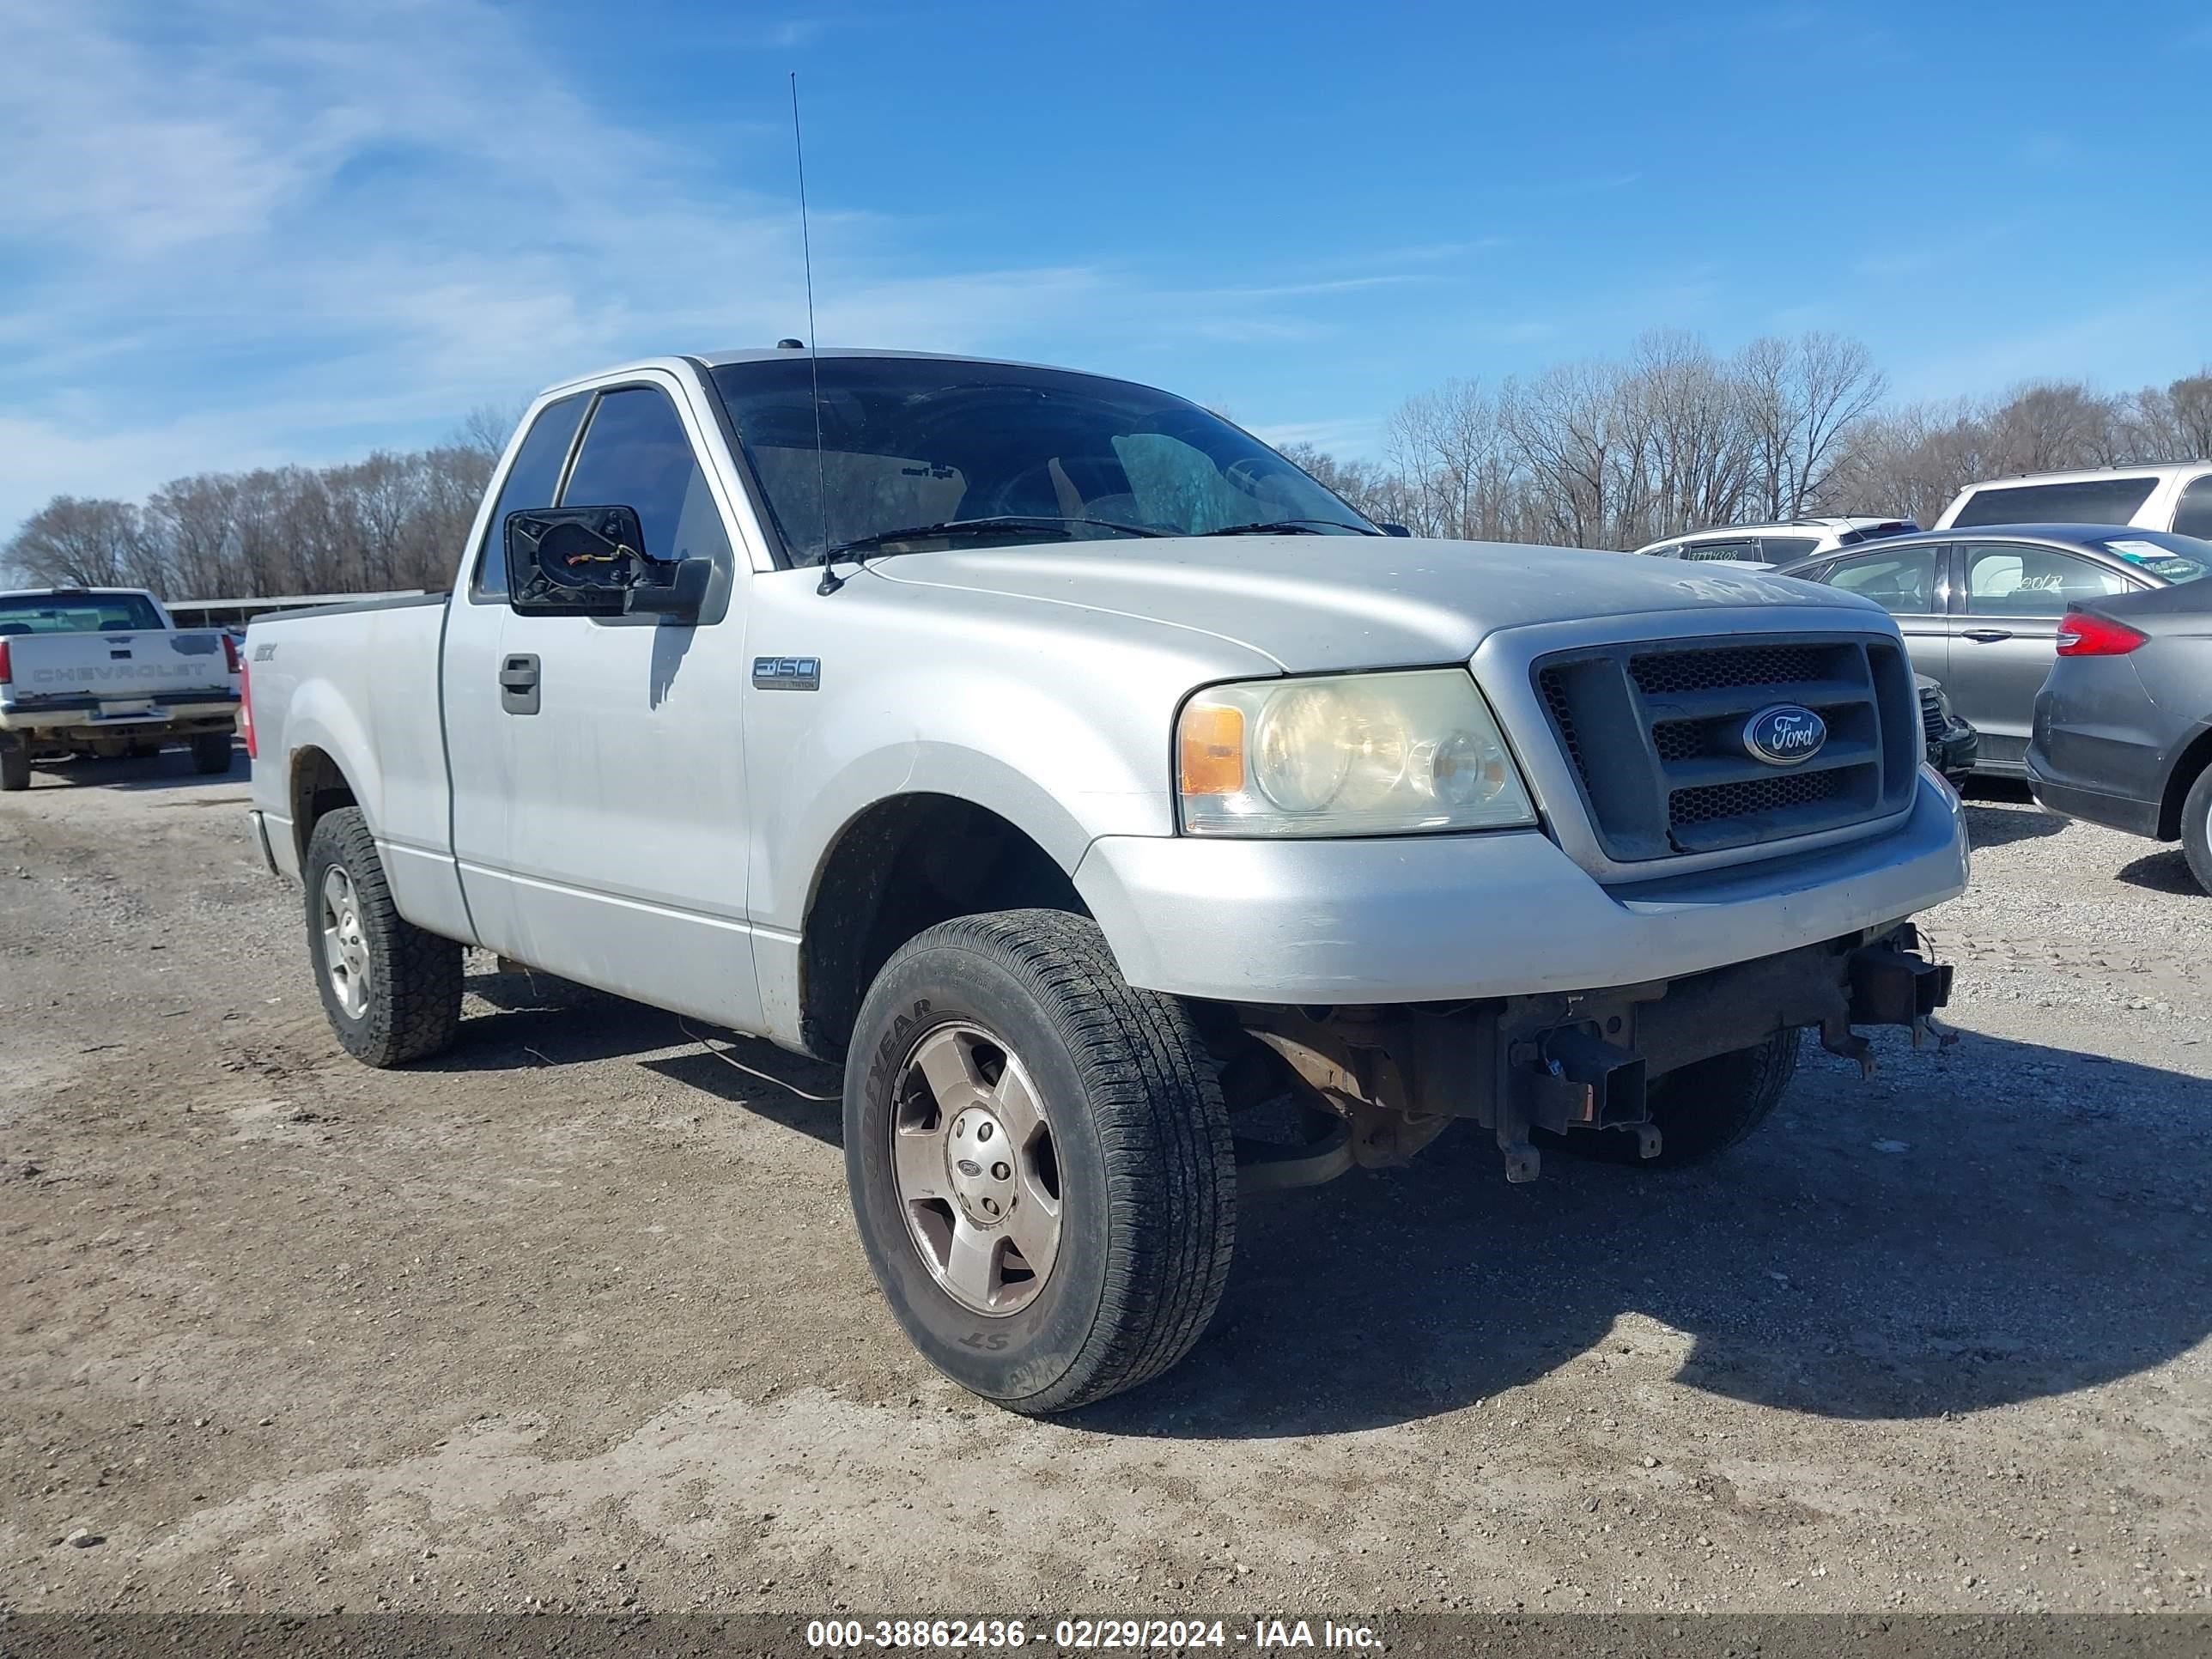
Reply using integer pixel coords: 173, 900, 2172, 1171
1176, 668, 1537, 837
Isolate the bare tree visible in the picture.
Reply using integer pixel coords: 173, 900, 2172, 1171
456, 400, 530, 462
3, 497, 158, 588
1739, 333, 1887, 520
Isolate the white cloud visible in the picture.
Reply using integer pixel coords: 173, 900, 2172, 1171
0, 1, 1445, 538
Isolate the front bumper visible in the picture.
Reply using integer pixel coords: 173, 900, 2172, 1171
1073, 770, 1969, 1006
1930, 718, 1978, 780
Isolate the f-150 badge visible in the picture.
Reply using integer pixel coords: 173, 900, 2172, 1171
752, 656, 821, 690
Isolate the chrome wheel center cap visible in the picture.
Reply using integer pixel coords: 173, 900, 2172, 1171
945, 1107, 1018, 1228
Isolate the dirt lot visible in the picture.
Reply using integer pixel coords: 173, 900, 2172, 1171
2, 749, 2208, 1619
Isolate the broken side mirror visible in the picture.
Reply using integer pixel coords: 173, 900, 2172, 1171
504, 506, 708, 622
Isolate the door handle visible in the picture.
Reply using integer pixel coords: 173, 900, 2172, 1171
1961, 628, 2013, 643
499, 653, 540, 715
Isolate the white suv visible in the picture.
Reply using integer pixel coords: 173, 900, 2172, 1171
1934, 463, 2212, 537
1633, 517, 1919, 565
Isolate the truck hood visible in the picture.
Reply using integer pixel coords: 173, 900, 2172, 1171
873, 536, 1885, 672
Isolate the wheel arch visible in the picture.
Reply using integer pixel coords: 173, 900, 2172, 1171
2157, 724, 2212, 841
289, 744, 363, 865
796, 791, 1088, 1060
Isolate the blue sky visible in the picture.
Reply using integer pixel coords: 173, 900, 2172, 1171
5, 0, 2210, 535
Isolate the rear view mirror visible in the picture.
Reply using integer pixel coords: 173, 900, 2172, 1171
504, 507, 708, 622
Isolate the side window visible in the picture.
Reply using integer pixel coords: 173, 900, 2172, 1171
1680, 538, 1754, 562
1824, 546, 1942, 614
472, 393, 589, 600
1962, 543, 2130, 616
2174, 475, 2212, 540
1952, 477, 2158, 528
560, 386, 732, 569
1756, 535, 1821, 564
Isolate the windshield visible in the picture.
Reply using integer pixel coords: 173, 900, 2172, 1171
708, 356, 1374, 565
2087, 530, 2212, 586
0, 592, 167, 635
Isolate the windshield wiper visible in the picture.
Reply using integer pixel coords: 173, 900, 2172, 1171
1203, 519, 1381, 537
815, 515, 1170, 593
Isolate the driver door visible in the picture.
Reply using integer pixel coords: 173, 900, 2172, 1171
489, 375, 763, 1030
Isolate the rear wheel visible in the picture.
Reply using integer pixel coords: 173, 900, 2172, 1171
1547, 1029, 1801, 1169
844, 909, 1237, 1414
191, 732, 234, 775
2182, 765, 2212, 896
303, 806, 462, 1066
0, 738, 27, 793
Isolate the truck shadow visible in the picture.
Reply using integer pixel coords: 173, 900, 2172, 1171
21, 745, 245, 795
424, 967, 846, 1144
1076, 1028, 2212, 1438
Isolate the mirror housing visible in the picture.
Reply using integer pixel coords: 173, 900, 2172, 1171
1381, 522, 1413, 538
504, 506, 708, 622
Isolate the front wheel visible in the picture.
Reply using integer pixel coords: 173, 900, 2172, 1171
303, 806, 462, 1066
845, 910, 1237, 1414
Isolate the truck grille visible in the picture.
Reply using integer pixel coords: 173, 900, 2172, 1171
1534, 634, 1919, 861
1918, 685, 1946, 744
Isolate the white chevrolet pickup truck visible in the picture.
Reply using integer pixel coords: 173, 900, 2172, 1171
1, 586, 242, 790
246, 348, 1968, 1412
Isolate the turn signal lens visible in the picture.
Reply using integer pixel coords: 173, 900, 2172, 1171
0, 637, 11, 685
1177, 702, 1245, 796
2055, 611, 2148, 656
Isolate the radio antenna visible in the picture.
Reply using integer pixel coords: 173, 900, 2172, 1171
790, 73, 838, 592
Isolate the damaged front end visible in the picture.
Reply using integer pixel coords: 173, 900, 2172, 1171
1225, 921, 1954, 1188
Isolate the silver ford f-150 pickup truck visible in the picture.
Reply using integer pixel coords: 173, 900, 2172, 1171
246, 348, 1968, 1413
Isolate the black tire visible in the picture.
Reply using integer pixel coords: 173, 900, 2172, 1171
303, 806, 462, 1066
0, 738, 27, 793
2182, 763, 2212, 897
845, 909, 1237, 1414
1545, 1029, 1801, 1170
190, 732, 234, 775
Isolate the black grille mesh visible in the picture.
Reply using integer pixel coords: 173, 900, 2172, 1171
1540, 672, 1585, 777
1629, 644, 1827, 696
1919, 689, 1945, 743
1652, 720, 1703, 762
1670, 769, 1844, 826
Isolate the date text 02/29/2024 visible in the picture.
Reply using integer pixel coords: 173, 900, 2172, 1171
802, 1618, 1382, 1650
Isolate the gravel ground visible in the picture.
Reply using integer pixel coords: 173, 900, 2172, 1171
0, 750, 2207, 1620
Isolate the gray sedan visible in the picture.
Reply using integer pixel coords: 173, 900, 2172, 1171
1776, 525, 2212, 775
2027, 580, 2212, 892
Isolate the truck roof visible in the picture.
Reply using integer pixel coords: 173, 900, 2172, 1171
539, 346, 1125, 399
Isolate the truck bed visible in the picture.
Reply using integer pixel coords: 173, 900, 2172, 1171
245, 594, 459, 932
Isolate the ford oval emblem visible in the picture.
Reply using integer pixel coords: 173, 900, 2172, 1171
1742, 703, 1826, 766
